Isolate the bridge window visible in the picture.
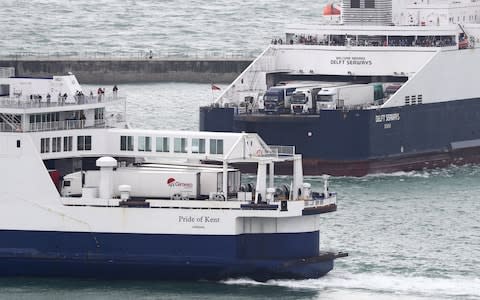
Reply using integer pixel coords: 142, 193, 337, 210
64, 136, 73, 152
156, 137, 170, 153
52, 137, 62, 153
351, 0, 360, 8
120, 136, 134, 151
210, 139, 224, 155
174, 137, 188, 153
138, 136, 152, 152
77, 136, 92, 151
40, 138, 50, 153
192, 138, 206, 154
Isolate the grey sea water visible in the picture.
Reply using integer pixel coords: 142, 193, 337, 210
0, 0, 325, 57
2, 0, 480, 298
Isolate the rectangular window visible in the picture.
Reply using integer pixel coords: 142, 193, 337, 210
138, 136, 152, 152
364, 0, 375, 8
63, 136, 73, 152
411, 95, 417, 105
351, 0, 360, 8
94, 108, 104, 121
156, 137, 170, 153
52, 137, 62, 153
40, 138, 50, 153
210, 139, 224, 155
405, 96, 410, 105
77, 136, 92, 151
174, 137, 188, 153
120, 136, 134, 151
192, 138, 206, 154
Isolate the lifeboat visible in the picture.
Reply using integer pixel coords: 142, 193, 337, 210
323, 2, 341, 16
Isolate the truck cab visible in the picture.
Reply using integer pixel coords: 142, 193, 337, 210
290, 88, 312, 114
317, 88, 338, 110
290, 87, 326, 114
264, 87, 296, 114
61, 171, 84, 197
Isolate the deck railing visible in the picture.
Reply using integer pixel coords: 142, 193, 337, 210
27, 118, 125, 132
0, 117, 125, 133
0, 95, 125, 109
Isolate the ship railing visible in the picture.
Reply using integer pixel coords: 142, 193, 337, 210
267, 145, 296, 157
0, 122, 21, 132
0, 95, 125, 109
303, 193, 337, 208
27, 119, 122, 132
0, 50, 258, 61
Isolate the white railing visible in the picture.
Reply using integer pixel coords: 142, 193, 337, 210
0, 122, 21, 132
304, 194, 337, 208
27, 118, 124, 132
269, 145, 295, 157
0, 50, 258, 61
0, 95, 125, 109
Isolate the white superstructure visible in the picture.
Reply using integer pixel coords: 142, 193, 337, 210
215, 0, 480, 111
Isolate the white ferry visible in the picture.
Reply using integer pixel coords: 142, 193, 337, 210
200, 0, 480, 176
0, 72, 343, 281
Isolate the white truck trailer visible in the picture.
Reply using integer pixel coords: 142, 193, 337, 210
316, 84, 383, 110
62, 168, 201, 199
290, 83, 351, 114
140, 163, 241, 196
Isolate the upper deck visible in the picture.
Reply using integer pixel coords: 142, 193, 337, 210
0, 75, 125, 132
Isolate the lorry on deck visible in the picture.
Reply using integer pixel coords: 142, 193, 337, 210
290, 82, 351, 114
61, 165, 241, 200
316, 83, 384, 110
263, 86, 297, 114
290, 87, 324, 114
263, 82, 329, 114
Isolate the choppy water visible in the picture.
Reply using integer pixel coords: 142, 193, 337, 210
0, 0, 328, 58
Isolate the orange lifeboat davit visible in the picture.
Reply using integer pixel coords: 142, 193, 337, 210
323, 3, 341, 16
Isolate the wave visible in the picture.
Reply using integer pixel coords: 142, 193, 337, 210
222, 272, 480, 299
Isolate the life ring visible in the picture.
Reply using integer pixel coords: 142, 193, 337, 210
256, 149, 263, 156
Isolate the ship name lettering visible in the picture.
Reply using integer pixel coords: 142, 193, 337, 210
178, 216, 220, 223
204, 216, 220, 223
179, 216, 196, 223
331, 56, 372, 65
376, 113, 400, 123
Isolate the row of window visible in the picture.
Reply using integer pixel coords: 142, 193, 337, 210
350, 0, 375, 9
40, 136, 91, 153
30, 112, 60, 124
405, 95, 423, 106
120, 136, 224, 155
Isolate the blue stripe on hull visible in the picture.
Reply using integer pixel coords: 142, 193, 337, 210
0, 230, 332, 280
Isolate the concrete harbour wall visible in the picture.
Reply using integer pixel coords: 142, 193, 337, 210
0, 59, 252, 84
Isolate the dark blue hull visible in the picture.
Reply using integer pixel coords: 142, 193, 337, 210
200, 99, 480, 176
0, 230, 333, 281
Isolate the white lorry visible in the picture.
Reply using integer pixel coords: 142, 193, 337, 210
290, 83, 351, 114
290, 87, 324, 114
316, 84, 383, 110
264, 82, 331, 114
61, 165, 241, 200
62, 168, 201, 199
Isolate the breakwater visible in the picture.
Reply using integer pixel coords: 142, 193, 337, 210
0, 58, 252, 84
